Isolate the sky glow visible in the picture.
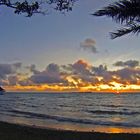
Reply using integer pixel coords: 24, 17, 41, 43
0, 0, 140, 92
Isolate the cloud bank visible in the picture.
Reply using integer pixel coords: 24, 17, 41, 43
0, 60, 140, 91
113, 60, 139, 68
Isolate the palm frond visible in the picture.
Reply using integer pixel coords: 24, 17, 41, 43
110, 23, 140, 39
93, 0, 140, 24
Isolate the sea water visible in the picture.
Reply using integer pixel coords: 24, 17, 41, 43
0, 92, 140, 133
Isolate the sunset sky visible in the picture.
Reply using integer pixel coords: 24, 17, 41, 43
0, 0, 140, 92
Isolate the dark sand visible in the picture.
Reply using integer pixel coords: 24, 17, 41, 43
0, 121, 140, 140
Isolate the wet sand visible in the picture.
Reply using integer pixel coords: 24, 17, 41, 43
0, 121, 140, 140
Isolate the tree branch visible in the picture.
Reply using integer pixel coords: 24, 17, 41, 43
0, 0, 77, 17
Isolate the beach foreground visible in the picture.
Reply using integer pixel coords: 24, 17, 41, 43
0, 121, 140, 140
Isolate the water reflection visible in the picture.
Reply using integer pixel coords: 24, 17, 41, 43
0, 93, 140, 134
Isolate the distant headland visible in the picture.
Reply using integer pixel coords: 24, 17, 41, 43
0, 87, 5, 92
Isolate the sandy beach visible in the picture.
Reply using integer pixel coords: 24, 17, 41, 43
0, 121, 139, 140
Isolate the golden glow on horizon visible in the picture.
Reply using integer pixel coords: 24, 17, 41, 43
95, 127, 140, 133
3, 74, 140, 92
110, 82, 123, 90
4, 81, 140, 92
66, 76, 78, 86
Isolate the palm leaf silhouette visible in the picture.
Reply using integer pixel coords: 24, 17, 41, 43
93, 0, 140, 39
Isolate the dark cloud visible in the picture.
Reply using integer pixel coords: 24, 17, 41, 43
8, 76, 18, 86
26, 64, 39, 74
72, 60, 91, 75
92, 65, 107, 75
13, 62, 22, 69
30, 74, 66, 84
91, 65, 115, 85
113, 60, 139, 68
0, 63, 22, 79
0, 80, 8, 86
112, 67, 140, 84
68, 60, 95, 83
18, 78, 32, 86
80, 38, 98, 53
47, 63, 60, 73
30, 63, 67, 84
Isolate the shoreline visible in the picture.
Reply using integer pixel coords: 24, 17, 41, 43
0, 121, 140, 140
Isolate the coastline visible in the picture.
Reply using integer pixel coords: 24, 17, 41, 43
0, 121, 140, 140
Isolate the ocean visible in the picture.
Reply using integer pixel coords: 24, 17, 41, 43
0, 92, 140, 133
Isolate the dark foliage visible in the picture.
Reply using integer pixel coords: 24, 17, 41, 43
0, 0, 77, 17
93, 0, 140, 39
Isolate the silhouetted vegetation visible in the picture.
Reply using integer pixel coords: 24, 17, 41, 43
93, 0, 140, 39
0, 0, 77, 17
2, 0, 140, 39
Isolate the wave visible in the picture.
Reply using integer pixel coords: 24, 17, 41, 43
99, 104, 140, 109
100, 104, 126, 108
8, 109, 140, 128
86, 110, 140, 115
